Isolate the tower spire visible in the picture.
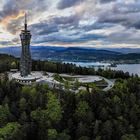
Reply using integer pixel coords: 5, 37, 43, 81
25, 12, 27, 31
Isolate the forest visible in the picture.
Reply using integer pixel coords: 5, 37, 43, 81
0, 73, 140, 140
0, 54, 140, 140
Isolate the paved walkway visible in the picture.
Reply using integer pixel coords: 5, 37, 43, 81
60, 73, 115, 91
9, 72, 115, 92
99, 76, 115, 91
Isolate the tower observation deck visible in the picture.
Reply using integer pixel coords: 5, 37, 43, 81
20, 13, 32, 77
11, 13, 42, 85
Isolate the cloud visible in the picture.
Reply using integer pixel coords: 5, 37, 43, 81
99, 0, 117, 3
97, 2, 140, 30
0, 41, 11, 45
30, 22, 59, 35
0, 0, 140, 48
0, 0, 50, 34
33, 30, 105, 45
57, 0, 84, 9
30, 14, 80, 37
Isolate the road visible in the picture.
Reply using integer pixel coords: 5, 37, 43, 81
60, 73, 115, 91
99, 76, 115, 91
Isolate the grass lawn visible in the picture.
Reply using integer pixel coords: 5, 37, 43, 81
62, 76, 75, 81
79, 79, 108, 89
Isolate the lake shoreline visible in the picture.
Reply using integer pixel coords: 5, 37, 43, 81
63, 61, 140, 76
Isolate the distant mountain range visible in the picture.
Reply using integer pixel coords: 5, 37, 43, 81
0, 46, 139, 62
102, 48, 140, 54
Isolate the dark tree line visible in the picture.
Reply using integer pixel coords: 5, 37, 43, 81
32, 60, 131, 79
0, 54, 131, 79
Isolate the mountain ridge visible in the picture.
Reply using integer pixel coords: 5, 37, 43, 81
0, 46, 139, 62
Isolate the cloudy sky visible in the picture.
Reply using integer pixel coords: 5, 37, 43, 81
0, 0, 140, 48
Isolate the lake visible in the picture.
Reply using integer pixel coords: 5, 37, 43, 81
64, 61, 140, 76
63, 61, 110, 67
111, 64, 140, 76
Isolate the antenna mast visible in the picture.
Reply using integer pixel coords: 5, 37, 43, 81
25, 13, 27, 30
